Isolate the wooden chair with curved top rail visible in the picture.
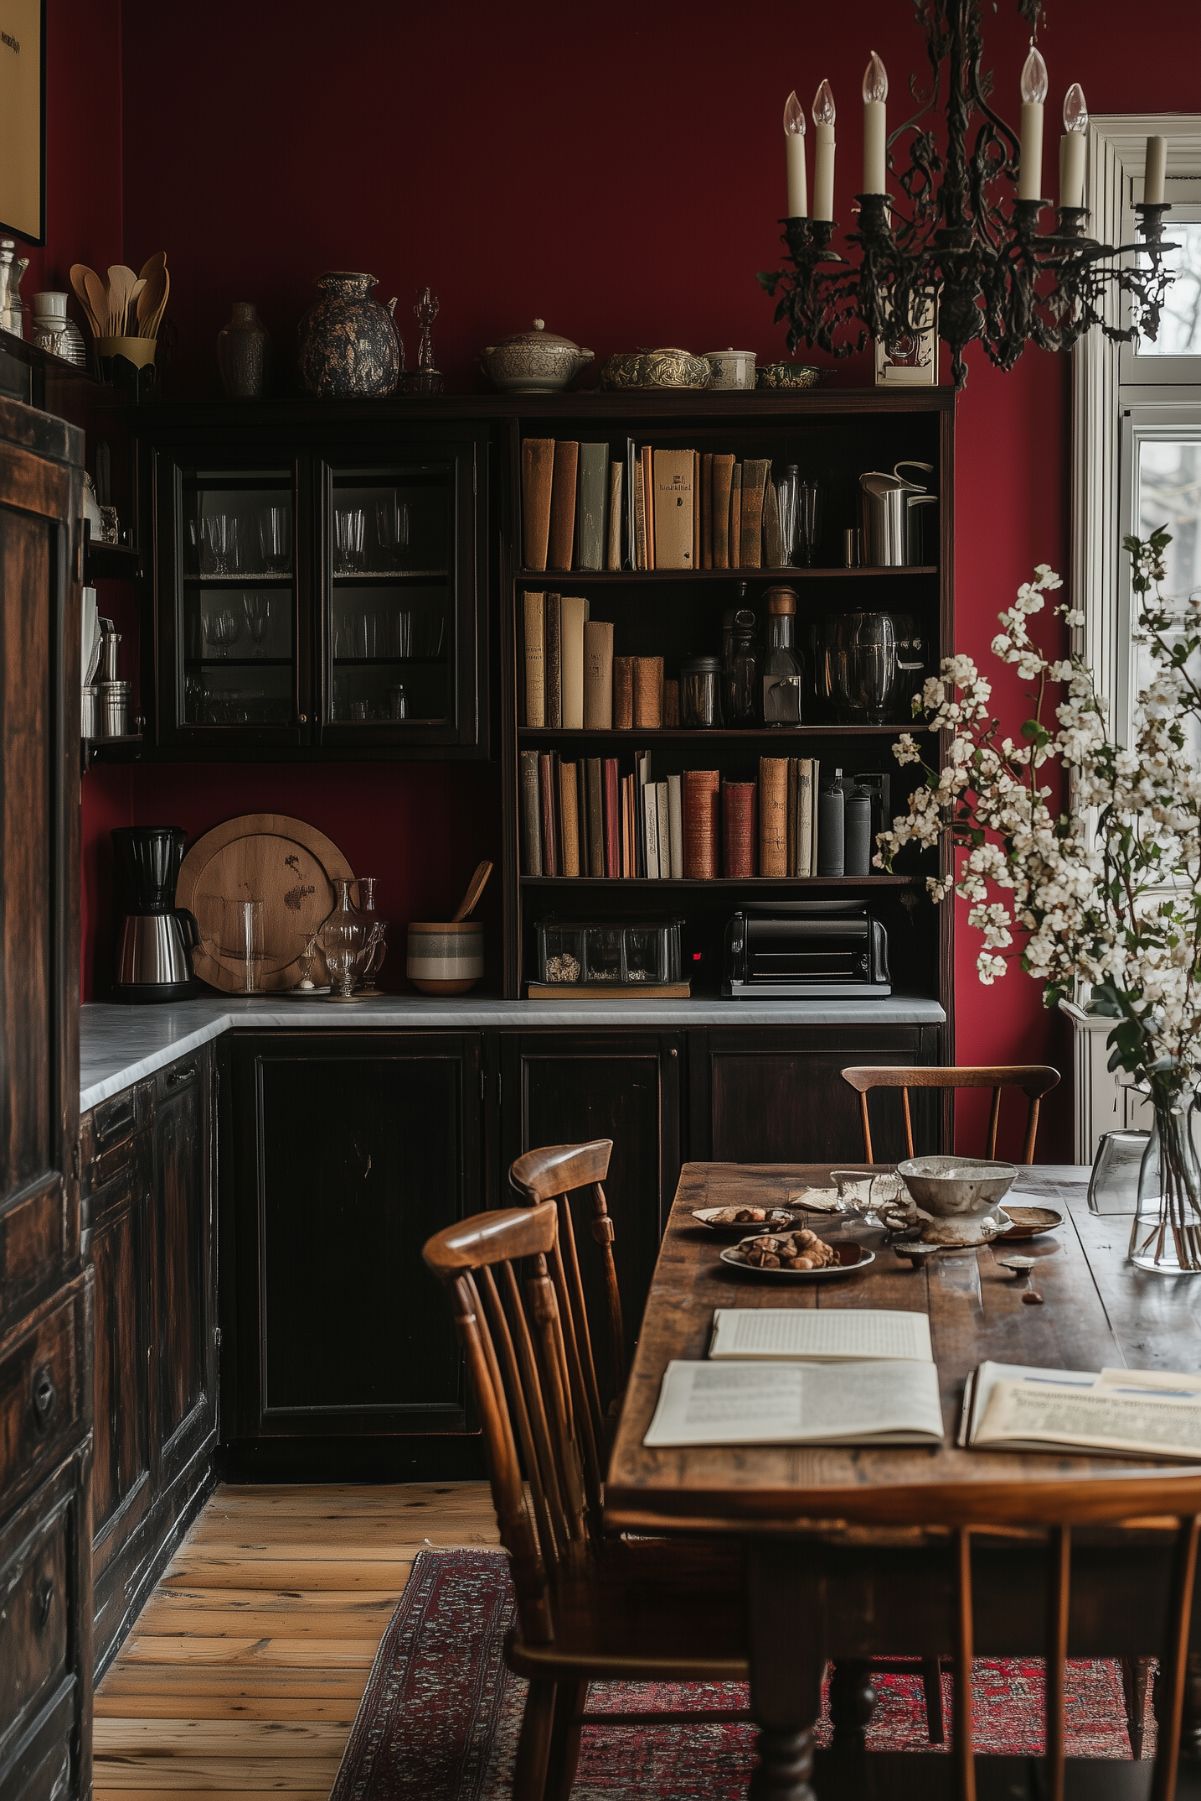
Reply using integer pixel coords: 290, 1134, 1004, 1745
841, 1063, 1062, 1165
509, 1139, 624, 1451
423, 1201, 748, 1801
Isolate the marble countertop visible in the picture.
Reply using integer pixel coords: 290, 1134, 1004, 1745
79, 992, 947, 1114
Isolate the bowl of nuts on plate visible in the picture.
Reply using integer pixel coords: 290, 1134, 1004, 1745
691, 1205, 810, 1236
720, 1229, 875, 1280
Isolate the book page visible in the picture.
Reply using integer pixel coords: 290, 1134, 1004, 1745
975, 1379, 1201, 1461
642, 1359, 945, 1449
961, 1361, 1100, 1446
709, 1308, 933, 1364
1098, 1368, 1201, 1395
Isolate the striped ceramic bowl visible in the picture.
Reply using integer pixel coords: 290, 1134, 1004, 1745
406, 921, 484, 995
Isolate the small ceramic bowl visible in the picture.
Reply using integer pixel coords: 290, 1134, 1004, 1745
757, 361, 820, 391
898, 1155, 1017, 1218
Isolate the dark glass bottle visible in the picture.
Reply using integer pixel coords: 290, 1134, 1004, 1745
726, 596, 761, 727
761, 586, 804, 725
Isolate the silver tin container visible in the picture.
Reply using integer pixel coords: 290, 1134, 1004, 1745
98, 680, 131, 737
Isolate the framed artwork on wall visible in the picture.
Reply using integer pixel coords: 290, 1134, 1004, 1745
0, 0, 45, 243
874, 294, 939, 387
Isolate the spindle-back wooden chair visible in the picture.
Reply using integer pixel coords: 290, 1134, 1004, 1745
841, 1063, 1061, 1165
509, 1139, 623, 1448
423, 1202, 748, 1801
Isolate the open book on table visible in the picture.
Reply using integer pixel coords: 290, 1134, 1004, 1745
961, 1362, 1201, 1461
644, 1309, 942, 1450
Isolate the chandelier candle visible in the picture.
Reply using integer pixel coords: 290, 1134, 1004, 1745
1145, 134, 1166, 205
862, 52, 888, 195
1018, 43, 1048, 201
812, 80, 836, 220
1058, 83, 1088, 210
784, 90, 808, 217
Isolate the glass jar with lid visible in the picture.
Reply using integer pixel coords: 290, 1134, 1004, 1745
680, 654, 724, 728
762, 585, 805, 724
725, 592, 761, 727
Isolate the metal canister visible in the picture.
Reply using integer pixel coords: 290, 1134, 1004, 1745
81, 685, 98, 738
98, 680, 130, 737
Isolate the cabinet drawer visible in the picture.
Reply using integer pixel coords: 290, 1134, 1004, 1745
0, 1486, 73, 1774
0, 1182, 70, 1331
81, 1082, 153, 1197
155, 1055, 203, 1104
0, 1285, 86, 1504
0, 1682, 74, 1801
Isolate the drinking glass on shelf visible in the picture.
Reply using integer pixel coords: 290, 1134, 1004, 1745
1088, 1129, 1149, 1214
333, 505, 366, 572
796, 480, 822, 566
221, 898, 264, 994
394, 609, 413, 658
204, 605, 240, 659
243, 590, 272, 648
374, 497, 411, 569
387, 683, 408, 720
360, 606, 379, 658
201, 512, 240, 576
257, 503, 291, 574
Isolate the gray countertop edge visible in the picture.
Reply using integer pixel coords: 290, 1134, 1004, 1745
79, 993, 948, 1115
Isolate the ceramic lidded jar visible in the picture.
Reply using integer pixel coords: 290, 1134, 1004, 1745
217, 301, 271, 399
481, 320, 593, 393
299, 272, 401, 398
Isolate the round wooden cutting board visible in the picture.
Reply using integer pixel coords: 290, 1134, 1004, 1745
177, 813, 355, 994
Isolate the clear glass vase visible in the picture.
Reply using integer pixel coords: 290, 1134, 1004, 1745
1130, 1102, 1201, 1274
318, 877, 372, 1001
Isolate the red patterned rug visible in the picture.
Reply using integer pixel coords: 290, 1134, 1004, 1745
330, 1549, 1142, 1800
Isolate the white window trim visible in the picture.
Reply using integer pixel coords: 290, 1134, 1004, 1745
1072, 114, 1201, 705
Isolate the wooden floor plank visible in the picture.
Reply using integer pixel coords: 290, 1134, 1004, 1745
95, 1479, 499, 1800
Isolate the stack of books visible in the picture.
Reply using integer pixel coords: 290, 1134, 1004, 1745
522, 437, 794, 573
518, 752, 888, 880
521, 593, 678, 730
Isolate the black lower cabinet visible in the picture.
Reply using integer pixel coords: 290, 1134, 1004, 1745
690, 1026, 942, 1165
498, 1031, 682, 1387
220, 1032, 484, 1479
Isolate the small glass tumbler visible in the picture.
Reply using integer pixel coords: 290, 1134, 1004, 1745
1088, 1129, 1150, 1215
257, 503, 291, 574
334, 505, 366, 572
830, 1168, 906, 1227
374, 497, 411, 568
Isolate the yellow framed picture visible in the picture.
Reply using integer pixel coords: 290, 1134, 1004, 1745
0, 0, 45, 243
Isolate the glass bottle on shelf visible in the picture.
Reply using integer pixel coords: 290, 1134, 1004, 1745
761, 586, 804, 725
354, 876, 387, 995
725, 590, 761, 727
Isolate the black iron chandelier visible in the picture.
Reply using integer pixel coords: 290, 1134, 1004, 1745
759, 0, 1176, 385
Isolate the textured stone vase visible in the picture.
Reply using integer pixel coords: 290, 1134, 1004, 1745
299, 272, 400, 398
217, 301, 270, 399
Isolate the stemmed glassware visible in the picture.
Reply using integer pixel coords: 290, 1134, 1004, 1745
204, 606, 240, 658
200, 512, 240, 576
374, 497, 411, 570
243, 591, 272, 650
334, 505, 366, 573
257, 503, 291, 574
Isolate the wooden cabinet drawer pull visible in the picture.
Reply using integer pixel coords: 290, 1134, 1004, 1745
31, 1366, 58, 1430
36, 1574, 55, 1627
166, 1063, 198, 1087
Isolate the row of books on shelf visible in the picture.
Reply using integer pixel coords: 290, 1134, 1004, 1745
521, 437, 809, 574
521, 590, 678, 730
519, 752, 890, 880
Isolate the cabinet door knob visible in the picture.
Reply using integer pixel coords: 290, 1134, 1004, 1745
297, 712, 309, 724
35, 1575, 55, 1627
31, 1367, 58, 1431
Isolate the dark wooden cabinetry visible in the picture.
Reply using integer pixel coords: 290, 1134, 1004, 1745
0, 397, 89, 1799
81, 1052, 216, 1675
220, 1032, 483, 1477
140, 412, 489, 757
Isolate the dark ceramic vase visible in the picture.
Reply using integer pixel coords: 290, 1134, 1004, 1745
217, 301, 270, 399
299, 272, 401, 398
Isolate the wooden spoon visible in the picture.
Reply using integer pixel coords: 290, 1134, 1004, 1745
106, 265, 138, 337
137, 254, 169, 339
69, 264, 102, 335
451, 860, 493, 923
81, 268, 109, 340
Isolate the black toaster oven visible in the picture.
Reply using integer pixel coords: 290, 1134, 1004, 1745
723, 901, 891, 998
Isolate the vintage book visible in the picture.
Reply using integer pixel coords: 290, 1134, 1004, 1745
625, 437, 637, 569
632, 449, 648, 570
576, 759, 590, 875
613, 656, 635, 731
740, 459, 771, 570
962, 1363, 1201, 1461
787, 758, 798, 875
798, 759, 816, 876
634, 750, 652, 880
763, 477, 783, 569
603, 758, 621, 878
682, 769, 721, 879
576, 443, 608, 571
538, 752, 559, 877
641, 444, 655, 571
633, 655, 664, 730
547, 440, 579, 571
712, 454, 735, 569
544, 592, 562, 729
758, 756, 789, 877
652, 449, 695, 569
663, 677, 680, 728
558, 760, 580, 877
583, 619, 615, 729
623, 772, 636, 877
521, 437, 555, 571
521, 590, 546, 728
701, 451, 714, 569
730, 463, 743, 567
667, 773, 684, 878
643, 1359, 945, 1450
710, 1309, 933, 1363
560, 594, 589, 730
606, 461, 623, 571
721, 781, 756, 878
519, 749, 542, 876
643, 780, 661, 879
586, 758, 604, 876
692, 450, 701, 570
655, 780, 672, 879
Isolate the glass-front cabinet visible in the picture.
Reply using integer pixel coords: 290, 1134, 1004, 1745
149, 424, 486, 755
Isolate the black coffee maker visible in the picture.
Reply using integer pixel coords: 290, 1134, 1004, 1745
113, 827, 198, 1002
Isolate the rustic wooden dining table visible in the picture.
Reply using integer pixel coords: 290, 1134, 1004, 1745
604, 1161, 1201, 1800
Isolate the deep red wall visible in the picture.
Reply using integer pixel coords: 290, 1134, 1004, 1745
88, 0, 1201, 1147
22, 0, 123, 294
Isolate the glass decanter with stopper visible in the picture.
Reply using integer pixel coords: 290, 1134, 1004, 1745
761, 585, 804, 725
724, 587, 761, 727
319, 877, 373, 1001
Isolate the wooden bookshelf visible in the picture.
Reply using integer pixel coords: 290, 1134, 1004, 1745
498, 388, 954, 1013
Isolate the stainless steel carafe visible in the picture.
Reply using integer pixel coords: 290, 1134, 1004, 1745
859, 460, 935, 566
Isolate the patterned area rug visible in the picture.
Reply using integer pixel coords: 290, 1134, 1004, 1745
330, 1549, 1140, 1801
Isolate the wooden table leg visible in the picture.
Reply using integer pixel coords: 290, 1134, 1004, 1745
828, 1659, 875, 1744
747, 1538, 824, 1801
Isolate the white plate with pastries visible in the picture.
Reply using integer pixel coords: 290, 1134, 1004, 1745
720, 1230, 876, 1280
691, 1205, 814, 1237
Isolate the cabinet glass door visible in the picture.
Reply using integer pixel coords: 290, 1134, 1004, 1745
174, 466, 303, 741
322, 458, 462, 744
